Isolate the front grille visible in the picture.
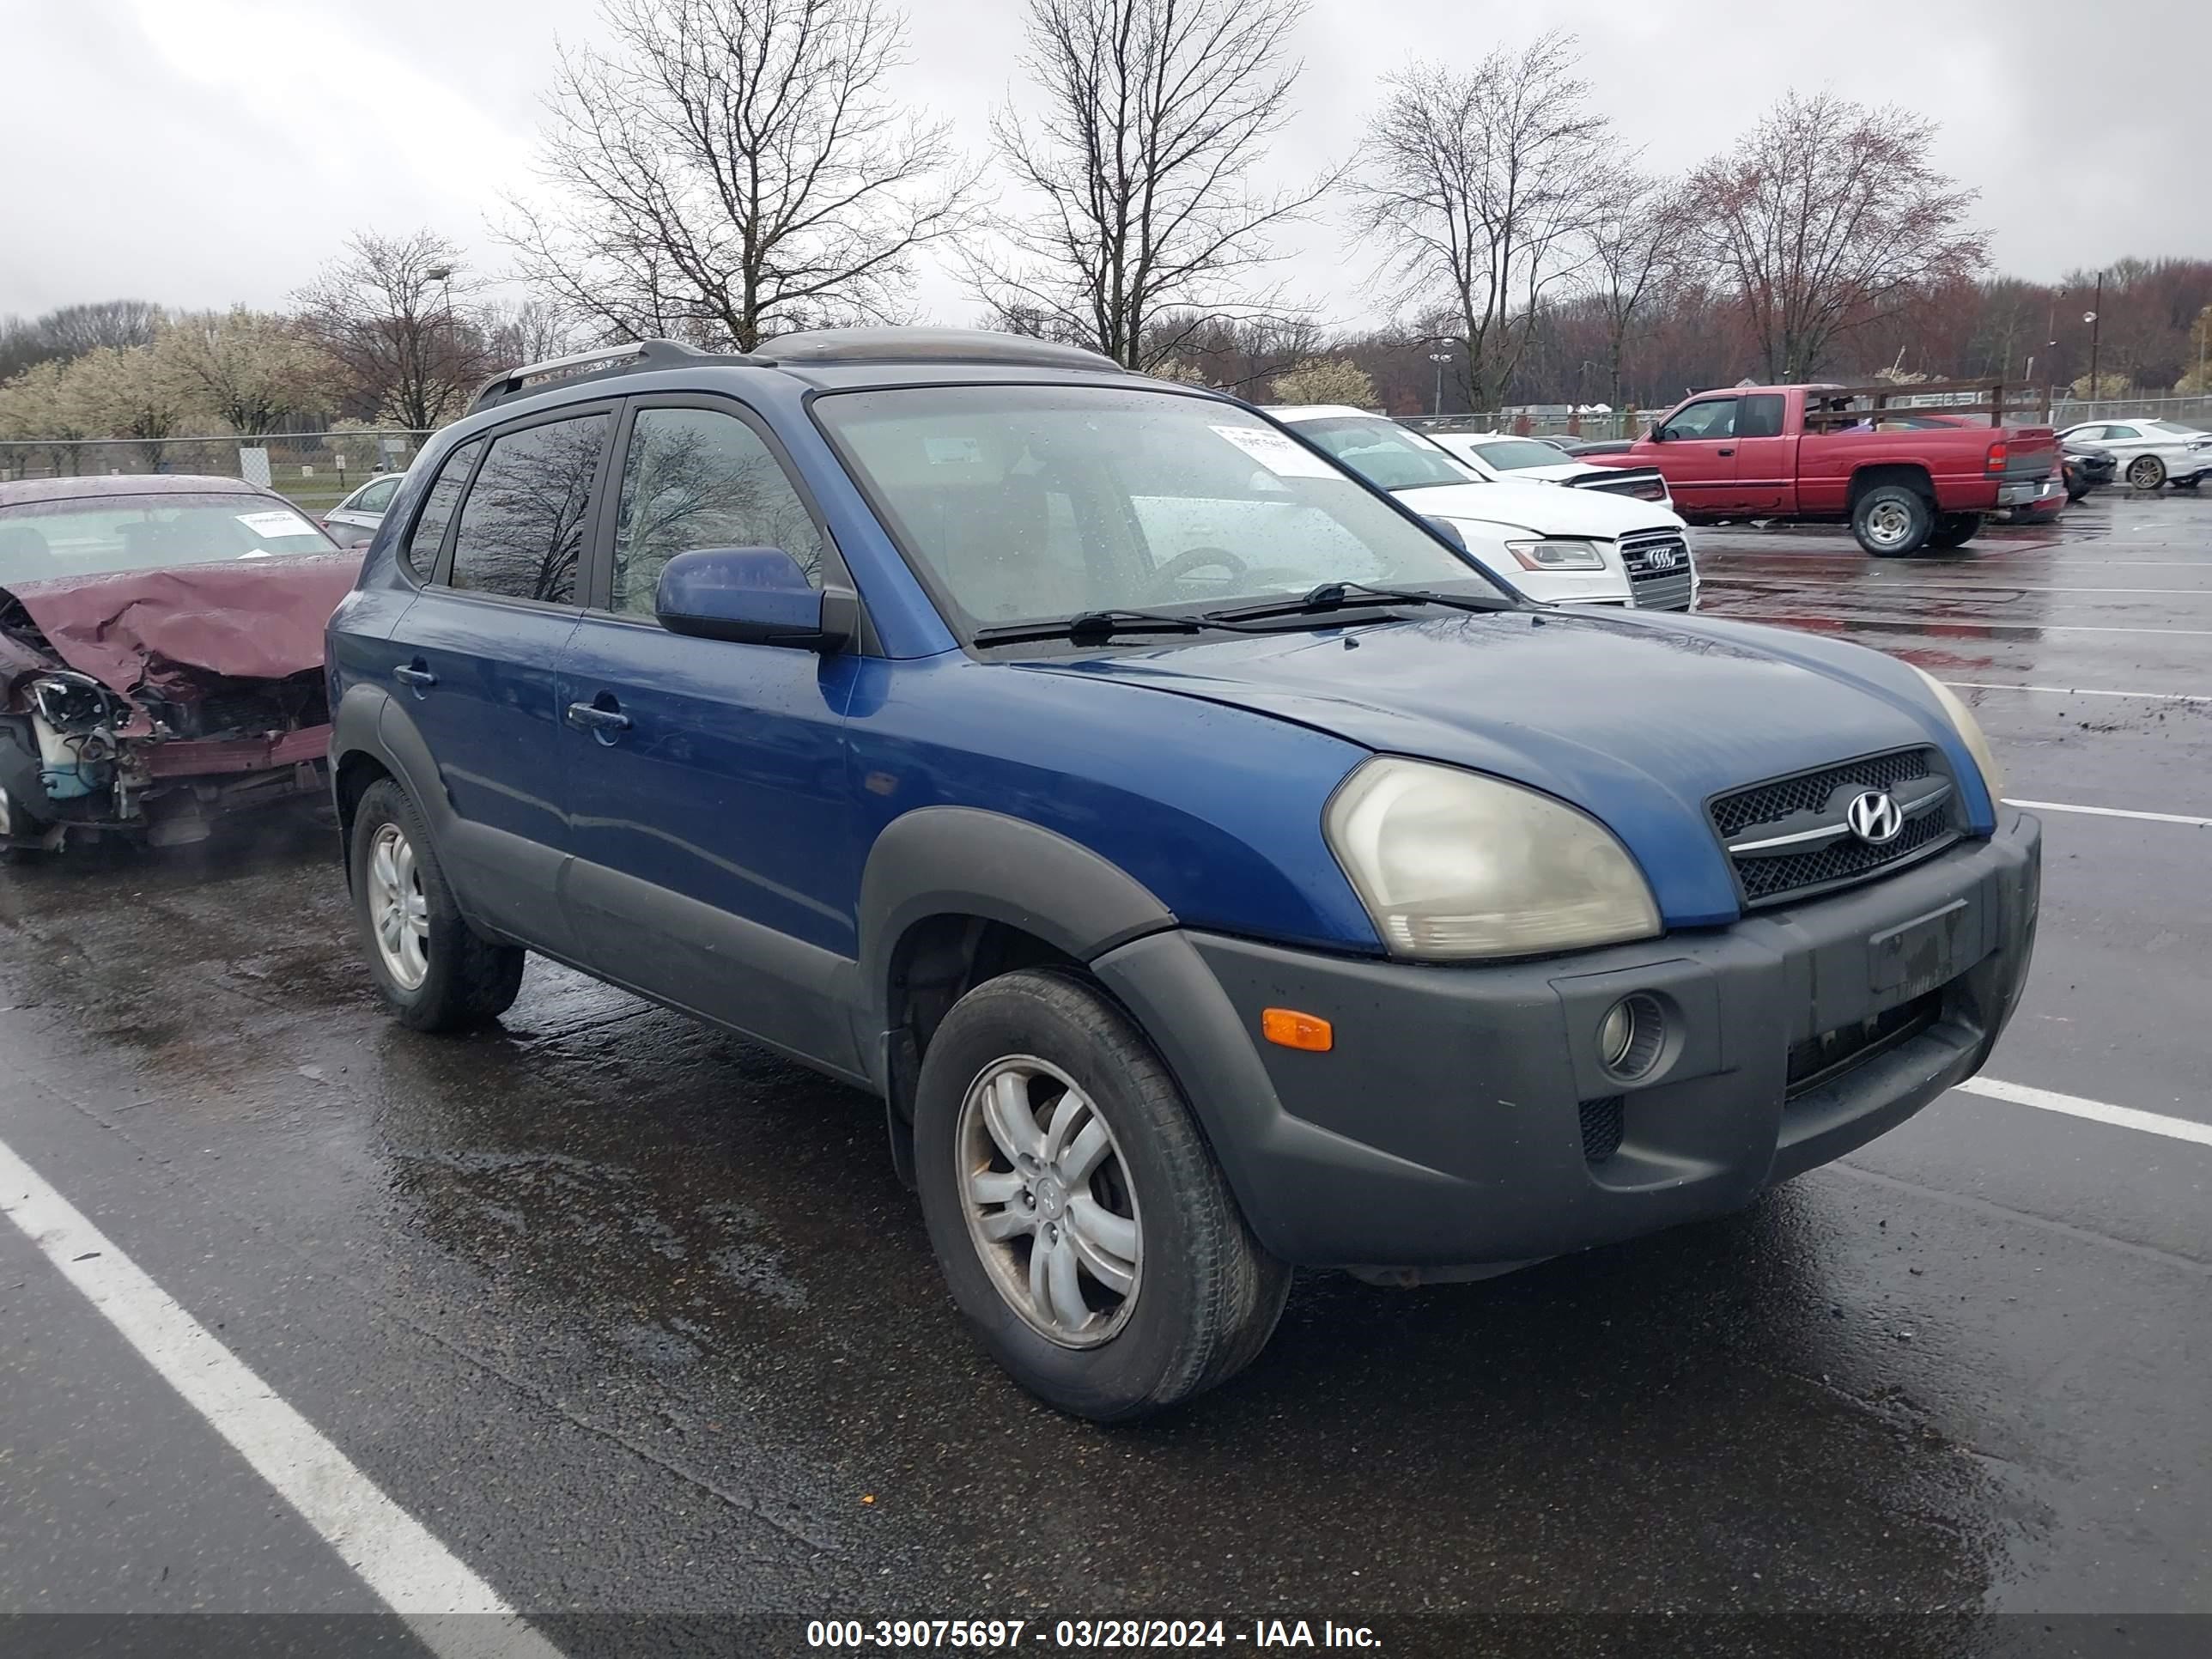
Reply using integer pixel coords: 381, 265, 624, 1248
1735, 810, 1954, 902
1579, 1095, 1625, 1164
1786, 992, 1942, 1101
1712, 747, 1960, 907
1620, 530, 1694, 611
1712, 748, 1940, 838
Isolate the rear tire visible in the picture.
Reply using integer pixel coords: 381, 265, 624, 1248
349, 778, 524, 1032
2127, 453, 2166, 490
1853, 483, 1934, 557
914, 969, 1290, 1421
1929, 512, 1984, 550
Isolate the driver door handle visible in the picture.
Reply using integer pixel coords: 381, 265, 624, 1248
565, 701, 632, 735
1717, 447, 1735, 457
393, 664, 437, 688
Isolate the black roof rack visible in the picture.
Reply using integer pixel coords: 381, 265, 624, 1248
750, 327, 1126, 372
468, 327, 1128, 415
469, 338, 764, 413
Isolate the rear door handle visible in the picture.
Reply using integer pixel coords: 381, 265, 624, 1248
565, 700, 633, 738
393, 664, 437, 688
1717, 447, 1735, 457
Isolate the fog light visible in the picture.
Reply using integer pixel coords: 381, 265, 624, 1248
1598, 994, 1666, 1079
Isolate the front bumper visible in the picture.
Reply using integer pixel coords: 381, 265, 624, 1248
1095, 809, 2039, 1269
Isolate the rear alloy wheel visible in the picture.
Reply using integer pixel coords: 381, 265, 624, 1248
2127, 453, 2166, 490
915, 969, 1290, 1421
1929, 512, 1984, 550
349, 778, 525, 1032
1852, 483, 1934, 557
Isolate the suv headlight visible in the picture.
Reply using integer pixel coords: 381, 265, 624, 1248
1907, 665, 2005, 798
1505, 538, 1606, 571
1324, 757, 1661, 959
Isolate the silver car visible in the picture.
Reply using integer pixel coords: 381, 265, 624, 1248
319, 472, 402, 548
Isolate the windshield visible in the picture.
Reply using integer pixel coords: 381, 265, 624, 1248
1474, 439, 1571, 471
0, 493, 337, 586
812, 385, 1506, 633
1287, 416, 1478, 492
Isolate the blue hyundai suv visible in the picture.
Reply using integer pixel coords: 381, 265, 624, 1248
328, 330, 2040, 1420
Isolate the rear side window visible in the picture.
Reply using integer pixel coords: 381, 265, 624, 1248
610, 407, 826, 616
447, 414, 611, 605
402, 439, 481, 575
1738, 394, 1784, 438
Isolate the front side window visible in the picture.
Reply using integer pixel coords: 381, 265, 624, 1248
354, 477, 401, 513
446, 415, 609, 605
610, 407, 826, 617
1659, 399, 1737, 441
1289, 417, 1476, 492
0, 493, 335, 584
813, 384, 1506, 633
403, 439, 481, 574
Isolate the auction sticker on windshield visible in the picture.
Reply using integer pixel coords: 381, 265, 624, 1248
235, 510, 320, 539
1211, 424, 1338, 478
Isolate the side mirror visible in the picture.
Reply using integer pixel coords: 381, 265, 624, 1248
1646, 427, 1665, 442
1424, 515, 1468, 549
655, 546, 856, 653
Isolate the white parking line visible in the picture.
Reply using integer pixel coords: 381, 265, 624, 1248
1958, 1078, 2212, 1149
0, 1134, 564, 1657
1946, 680, 2212, 705
2005, 798, 2212, 829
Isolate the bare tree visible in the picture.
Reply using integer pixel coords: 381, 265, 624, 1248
295, 231, 497, 430
0, 300, 163, 380
974, 0, 1334, 370
1351, 33, 1610, 409
483, 298, 587, 368
1579, 175, 1691, 413
501, 0, 977, 351
1686, 92, 1988, 382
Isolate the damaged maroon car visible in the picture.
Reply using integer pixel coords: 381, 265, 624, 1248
0, 475, 360, 852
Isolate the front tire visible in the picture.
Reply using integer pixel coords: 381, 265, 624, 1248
2127, 453, 2166, 490
1852, 483, 1933, 556
1929, 511, 1984, 550
914, 969, 1290, 1421
349, 778, 524, 1031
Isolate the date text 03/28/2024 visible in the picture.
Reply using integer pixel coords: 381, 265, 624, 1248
804, 1619, 1382, 1649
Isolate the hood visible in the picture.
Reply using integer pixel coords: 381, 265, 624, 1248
1390, 477, 1681, 540
0, 554, 362, 698
1022, 609, 1976, 927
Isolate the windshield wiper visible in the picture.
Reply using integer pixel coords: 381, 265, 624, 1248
970, 608, 1254, 647
1205, 580, 1512, 625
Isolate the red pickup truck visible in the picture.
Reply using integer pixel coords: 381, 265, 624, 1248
1592, 381, 2059, 556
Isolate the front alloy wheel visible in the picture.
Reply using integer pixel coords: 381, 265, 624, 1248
959, 1055, 1143, 1347
2128, 453, 2166, 490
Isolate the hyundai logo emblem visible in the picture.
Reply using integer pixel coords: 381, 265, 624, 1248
1845, 790, 1904, 845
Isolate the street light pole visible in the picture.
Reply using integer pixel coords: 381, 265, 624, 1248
2086, 269, 2104, 415
1427, 350, 1452, 417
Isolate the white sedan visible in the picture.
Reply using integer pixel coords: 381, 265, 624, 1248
1427, 430, 1674, 508
2057, 419, 2212, 491
1269, 406, 1698, 611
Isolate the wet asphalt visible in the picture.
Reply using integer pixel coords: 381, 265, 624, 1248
2, 489, 2208, 1656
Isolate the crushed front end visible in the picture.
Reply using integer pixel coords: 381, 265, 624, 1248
1, 604, 331, 852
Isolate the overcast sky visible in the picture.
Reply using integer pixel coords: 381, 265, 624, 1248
5, 0, 2209, 333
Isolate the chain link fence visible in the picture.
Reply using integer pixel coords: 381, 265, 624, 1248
0, 430, 437, 512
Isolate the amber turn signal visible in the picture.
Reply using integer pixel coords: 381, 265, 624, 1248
1261, 1007, 1334, 1052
